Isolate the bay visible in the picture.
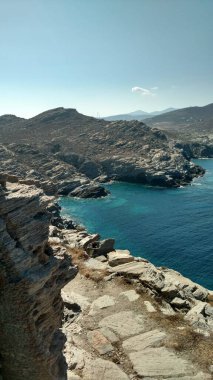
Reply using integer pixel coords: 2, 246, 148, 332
59, 159, 213, 289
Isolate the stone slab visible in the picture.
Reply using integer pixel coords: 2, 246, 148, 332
89, 295, 115, 316
99, 311, 144, 338
128, 347, 194, 377
122, 329, 166, 353
107, 249, 134, 267
83, 358, 129, 380
87, 330, 113, 355
119, 289, 139, 302
144, 300, 157, 313
109, 261, 148, 276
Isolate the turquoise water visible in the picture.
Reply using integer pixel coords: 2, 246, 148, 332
59, 159, 213, 289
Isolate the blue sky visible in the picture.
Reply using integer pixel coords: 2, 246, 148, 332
0, 0, 212, 118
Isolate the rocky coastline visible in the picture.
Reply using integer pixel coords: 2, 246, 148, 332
1, 173, 212, 379
0, 108, 207, 197
0, 107, 213, 379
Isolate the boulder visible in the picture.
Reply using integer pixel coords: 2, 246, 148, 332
107, 249, 134, 267
171, 297, 190, 309
79, 234, 100, 249
94, 238, 115, 256
70, 183, 109, 198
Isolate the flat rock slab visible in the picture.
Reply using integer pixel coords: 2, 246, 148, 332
99, 327, 119, 343
122, 329, 166, 353
67, 372, 81, 380
83, 358, 129, 380
128, 347, 195, 378
107, 249, 134, 267
61, 291, 90, 311
79, 234, 99, 248
84, 258, 108, 271
87, 330, 113, 355
109, 261, 148, 276
169, 373, 212, 380
99, 311, 145, 338
160, 301, 176, 316
95, 255, 108, 262
119, 289, 139, 302
89, 295, 115, 315
144, 300, 157, 313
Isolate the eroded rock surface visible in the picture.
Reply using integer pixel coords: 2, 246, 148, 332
0, 178, 77, 380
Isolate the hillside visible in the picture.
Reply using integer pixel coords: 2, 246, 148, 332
144, 103, 213, 136
0, 107, 204, 194
143, 103, 213, 158
104, 108, 176, 121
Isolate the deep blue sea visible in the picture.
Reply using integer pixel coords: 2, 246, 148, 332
59, 159, 213, 289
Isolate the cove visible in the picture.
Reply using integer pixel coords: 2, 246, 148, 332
59, 159, 213, 289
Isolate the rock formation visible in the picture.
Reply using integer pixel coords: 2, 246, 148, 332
0, 173, 212, 379
0, 108, 205, 195
0, 175, 77, 380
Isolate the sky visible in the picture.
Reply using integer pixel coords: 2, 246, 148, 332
0, 0, 213, 118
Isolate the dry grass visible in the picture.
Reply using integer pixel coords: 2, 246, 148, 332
148, 304, 213, 372
65, 245, 108, 283
165, 328, 213, 372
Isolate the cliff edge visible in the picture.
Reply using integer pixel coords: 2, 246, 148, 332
0, 175, 77, 380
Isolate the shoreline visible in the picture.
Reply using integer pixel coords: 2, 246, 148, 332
58, 160, 213, 290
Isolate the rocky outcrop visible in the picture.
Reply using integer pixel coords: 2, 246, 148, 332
62, 265, 212, 380
0, 173, 212, 379
70, 183, 109, 198
0, 108, 206, 191
0, 177, 77, 380
53, 218, 213, 336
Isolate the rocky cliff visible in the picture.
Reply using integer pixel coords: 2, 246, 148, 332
0, 173, 212, 379
0, 108, 205, 194
0, 175, 77, 380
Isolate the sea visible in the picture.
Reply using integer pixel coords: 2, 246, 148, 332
59, 159, 213, 289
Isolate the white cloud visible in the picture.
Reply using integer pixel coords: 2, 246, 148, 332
131, 86, 152, 95
151, 86, 159, 90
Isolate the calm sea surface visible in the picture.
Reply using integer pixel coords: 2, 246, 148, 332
59, 159, 213, 289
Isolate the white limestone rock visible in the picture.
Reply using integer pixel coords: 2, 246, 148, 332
119, 289, 139, 302
89, 295, 115, 315
107, 249, 134, 267
99, 311, 144, 338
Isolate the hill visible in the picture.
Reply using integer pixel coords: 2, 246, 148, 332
143, 103, 213, 157
0, 107, 204, 193
104, 108, 176, 121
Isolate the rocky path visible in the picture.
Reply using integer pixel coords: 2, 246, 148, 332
62, 273, 211, 380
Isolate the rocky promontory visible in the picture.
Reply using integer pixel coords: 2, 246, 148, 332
0, 105, 212, 379
0, 108, 205, 196
0, 174, 212, 379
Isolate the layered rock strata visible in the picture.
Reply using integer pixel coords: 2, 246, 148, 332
0, 177, 77, 380
52, 221, 213, 335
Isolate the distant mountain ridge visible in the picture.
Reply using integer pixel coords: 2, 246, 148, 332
143, 103, 213, 137
104, 108, 176, 121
